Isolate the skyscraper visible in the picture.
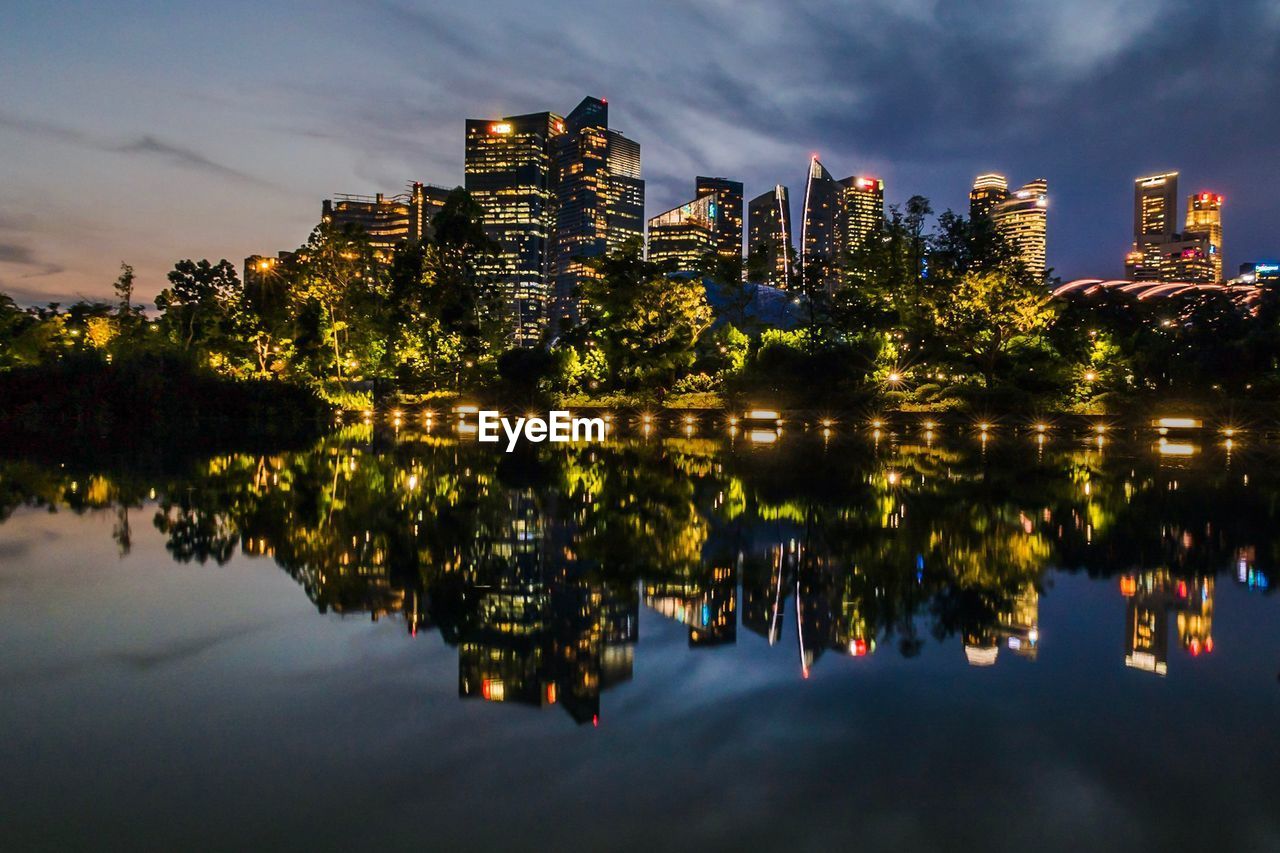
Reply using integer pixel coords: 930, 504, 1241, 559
969, 173, 1009, 221
695, 176, 744, 261
1185, 192, 1224, 282
837, 175, 884, 256
552, 97, 644, 332
465, 111, 564, 345
991, 178, 1049, 276
747, 185, 792, 287
800, 156, 839, 287
646, 194, 717, 271
1128, 172, 1179, 281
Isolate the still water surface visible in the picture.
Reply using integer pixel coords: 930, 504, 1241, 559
2, 424, 1278, 851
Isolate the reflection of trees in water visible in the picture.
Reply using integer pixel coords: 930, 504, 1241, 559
2, 430, 1276, 678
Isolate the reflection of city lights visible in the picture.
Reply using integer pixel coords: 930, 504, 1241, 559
1158, 439, 1195, 456
749, 429, 778, 444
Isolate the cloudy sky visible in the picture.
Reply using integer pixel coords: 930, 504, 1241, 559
3, 0, 1278, 304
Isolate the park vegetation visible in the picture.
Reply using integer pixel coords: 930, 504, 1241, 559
4, 188, 1280, 426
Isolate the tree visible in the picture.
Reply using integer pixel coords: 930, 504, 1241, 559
155, 259, 242, 356
113, 262, 136, 317
580, 240, 714, 393
928, 269, 1057, 388
292, 221, 381, 379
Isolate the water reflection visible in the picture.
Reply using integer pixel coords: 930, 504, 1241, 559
2, 424, 1276, 724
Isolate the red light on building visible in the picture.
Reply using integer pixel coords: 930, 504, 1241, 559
1176, 580, 1188, 598
855, 177, 876, 190
852, 639, 868, 656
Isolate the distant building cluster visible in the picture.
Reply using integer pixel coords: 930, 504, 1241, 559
245, 93, 1277, 343
1126, 172, 1224, 284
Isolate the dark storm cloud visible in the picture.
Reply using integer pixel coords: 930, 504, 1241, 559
353, 0, 1280, 276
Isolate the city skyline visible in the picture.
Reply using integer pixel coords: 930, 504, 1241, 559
3, 1, 1280, 305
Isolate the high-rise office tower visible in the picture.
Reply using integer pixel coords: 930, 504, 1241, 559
991, 178, 1049, 276
800, 156, 839, 287
695, 176, 744, 261
1128, 172, 1179, 281
646, 194, 717, 271
969, 174, 1009, 221
552, 97, 644, 332
747, 185, 793, 287
1184, 192, 1224, 282
837, 175, 885, 255
465, 111, 565, 345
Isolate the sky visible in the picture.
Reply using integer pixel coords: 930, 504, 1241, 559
2, 0, 1278, 305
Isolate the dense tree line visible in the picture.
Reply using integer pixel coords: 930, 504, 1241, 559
3, 187, 1279, 413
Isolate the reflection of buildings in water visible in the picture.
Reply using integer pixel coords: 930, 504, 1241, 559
742, 545, 792, 646
1121, 570, 1214, 676
455, 492, 639, 725
644, 564, 738, 647
743, 542, 880, 675
1235, 546, 1270, 592
963, 585, 1039, 666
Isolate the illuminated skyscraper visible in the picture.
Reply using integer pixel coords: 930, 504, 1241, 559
800, 156, 839, 287
1128, 171, 1179, 281
747, 185, 793, 287
837, 175, 885, 255
552, 97, 644, 332
991, 178, 1049, 275
646, 194, 717, 270
969, 173, 1009, 221
465, 111, 565, 345
1184, 192, 1224, 282
695, 176, 744, 261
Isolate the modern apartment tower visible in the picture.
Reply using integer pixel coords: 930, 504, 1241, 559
993, 179, 1048, 276
552, 97, 644, 331
969, 174, 1009, 221
695, 176, 744, 261
646, 194, 718, 271
465, 111, 565, 345
967, 174, 1048, 276
800, 157, 840, 287
747, 185, 793, 287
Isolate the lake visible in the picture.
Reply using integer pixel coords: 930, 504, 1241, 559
2, 419, 1278, 851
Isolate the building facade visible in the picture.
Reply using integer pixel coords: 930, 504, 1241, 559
747, 185, 793, 288
552, 97, 644, 332
1125, 173, 1223, 283
837, 175, 885, 256
969, 173, 1009, 221
646, 194, 717, 271
1127, 172, 1180, 281
465, 111, 565, 345
694, 176, 744, 261
992, 178, 1048, 276
1184, 192, 1224, 283
800, 157, 839, 287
